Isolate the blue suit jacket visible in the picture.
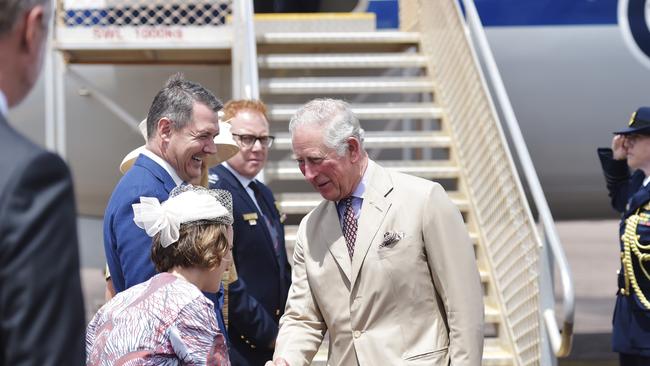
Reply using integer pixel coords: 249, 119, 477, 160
598, 148, 650, 356
209, 165, 291, 366
103, 154, 227, 336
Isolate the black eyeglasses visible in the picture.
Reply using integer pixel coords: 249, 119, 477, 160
232, 133, 275, 148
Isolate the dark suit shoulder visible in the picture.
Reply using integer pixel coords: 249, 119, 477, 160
208, 165, 238, 190
0, 149, 71, 222
0, 119, 66, 196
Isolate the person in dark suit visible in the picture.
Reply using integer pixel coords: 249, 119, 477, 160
598, 107, 650, 366
103, 73, 236, 334
209, 100, 291, 366
0, 0, 86, 364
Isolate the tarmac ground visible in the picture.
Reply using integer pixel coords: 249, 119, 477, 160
80, 219, 624, 364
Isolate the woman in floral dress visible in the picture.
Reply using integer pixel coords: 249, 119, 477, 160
87, 185, 234, 365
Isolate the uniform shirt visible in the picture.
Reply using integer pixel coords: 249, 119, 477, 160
0, 89, 7, 117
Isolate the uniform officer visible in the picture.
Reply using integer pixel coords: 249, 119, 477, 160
209, 100, 291, 366
598, 106, 650, 365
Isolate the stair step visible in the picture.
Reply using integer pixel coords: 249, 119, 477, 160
258, 31, 420, 45
268, 102, 443, 121
484, 303, 500, 324
258, 53, 428, 69
260, 76, 435, 94
273, 131, 451, 150
483, 343, 515, 366
275, 191, 468, 215
266, 160, 460, 182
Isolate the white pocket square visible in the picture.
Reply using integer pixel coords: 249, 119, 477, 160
380, 230, 405, 248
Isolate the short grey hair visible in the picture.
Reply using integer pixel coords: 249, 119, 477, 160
289, 98, 365, 156
146, 73, 223, 139
0, 0, 50, 35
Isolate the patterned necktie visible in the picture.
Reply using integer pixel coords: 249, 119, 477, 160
341, 196, 358, 259
249, 181, 280, 253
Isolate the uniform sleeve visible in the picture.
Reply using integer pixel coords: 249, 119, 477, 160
228, 276, 279, 348
598, 147, 632, 213
423, 183, 484, 365
273, 222, 326, 366
0, 151, 86, 365
170, 298, 230, 366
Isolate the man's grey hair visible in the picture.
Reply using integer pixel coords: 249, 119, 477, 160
0, 0, 50, 35
146, 73, 223, 139
289, 98, 365, 156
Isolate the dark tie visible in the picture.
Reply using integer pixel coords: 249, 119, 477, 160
249, 181, 280, 253
341, 197, 358, 259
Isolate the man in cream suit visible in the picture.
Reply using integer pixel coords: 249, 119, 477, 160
267, 99, 484, 366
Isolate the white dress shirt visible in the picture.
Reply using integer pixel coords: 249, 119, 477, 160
141, 148, 183, 187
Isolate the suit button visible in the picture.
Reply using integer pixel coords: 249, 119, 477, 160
251, 344, 256, 349
276, 309, 280, 316
240, 335, 245, 339
353, 330, 361, 338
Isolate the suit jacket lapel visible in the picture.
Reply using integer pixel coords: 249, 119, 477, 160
217, 166, 279, 264
350, 160, 392, 288
135, 154, 177, 193
321, 201, 353, 284
627, 183, 650, 215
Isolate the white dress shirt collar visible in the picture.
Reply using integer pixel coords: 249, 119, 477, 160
336, 164, 369, 222
223, 162, 264, 212
223, 161, 255, 189
141, 148, 184, 187
0, 89, 8, 118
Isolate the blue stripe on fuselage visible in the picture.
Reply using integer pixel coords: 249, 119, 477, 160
475, 0, 617, 26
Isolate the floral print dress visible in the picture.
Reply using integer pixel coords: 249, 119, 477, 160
86, 272, 230, 366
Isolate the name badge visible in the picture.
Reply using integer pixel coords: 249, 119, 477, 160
275, 202, 287, 224
243, 212, 258, 225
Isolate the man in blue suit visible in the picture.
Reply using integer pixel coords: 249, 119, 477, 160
209, 100, 291, 366
103, 73, 230, 331
598, 107, 650, 366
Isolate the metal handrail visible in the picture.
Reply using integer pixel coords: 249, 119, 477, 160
232, 0, 259, 100
460, 0, 575, 357
352, 0, 369, 12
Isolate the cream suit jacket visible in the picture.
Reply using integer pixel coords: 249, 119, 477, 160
274, 160, 484, 366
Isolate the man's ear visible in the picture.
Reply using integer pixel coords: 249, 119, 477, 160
20, 5, 47, 56
157, 117, 174, 142
347, 137, 362, 163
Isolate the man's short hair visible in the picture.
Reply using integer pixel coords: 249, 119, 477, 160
289, 98, 364, 156
222, 99, 269, 122
151, 223, 230, 273
0, 0, 50, 35
146, 73, 223, 139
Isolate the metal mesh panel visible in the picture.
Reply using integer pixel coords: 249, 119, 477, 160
58, 0, 232, 27
400, 1, 542, 365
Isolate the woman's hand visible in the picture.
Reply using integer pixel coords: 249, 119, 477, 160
612, 135, 628, 161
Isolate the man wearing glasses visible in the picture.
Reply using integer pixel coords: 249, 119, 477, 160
598, 107, 650, 366
209, 100, 291, 366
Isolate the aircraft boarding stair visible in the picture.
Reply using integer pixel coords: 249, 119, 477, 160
255, 4, 538, 365
49, 1, 570, 365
